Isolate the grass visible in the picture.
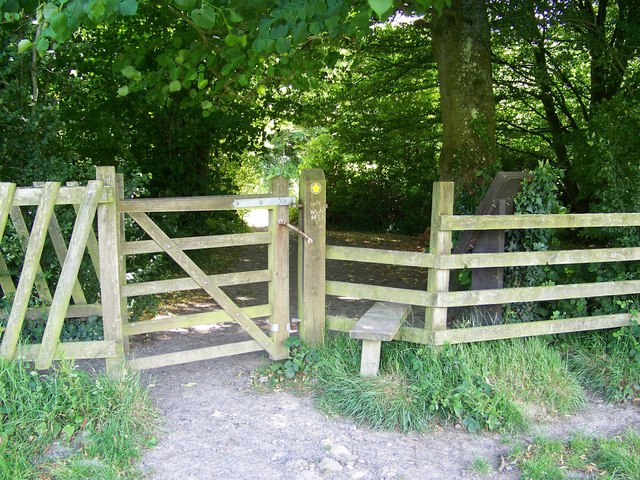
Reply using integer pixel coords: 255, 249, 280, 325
563, 325, 640, 403
0, 360, 159, 480
309, 333, 585, 433
257, 324, 640, 437
510, 430, 640, 479
469, 457, 493, 475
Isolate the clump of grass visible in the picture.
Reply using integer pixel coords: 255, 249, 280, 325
0, 360, 159, 479
510, 430, 640, 479
564, 324, 640, 403
469, 457, 493, 475
311, 333, 583, 433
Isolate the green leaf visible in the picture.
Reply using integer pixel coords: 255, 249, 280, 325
251, 38, 267, 54
201, 100, 213, 110
85, 0, 108, 21
309, 21, 322, 35
256, 84, 266, 96
173, 0, 196, 11
276, 36, 290, 54
119, 0, 137, 16
191, 6, 216, 29
121, 65, 138, 79
368, 0, 393, 18
17, 39, 33, 54
35, 36, 49, 55
50, 11, 71, 42
270, 23, 288, 39
224, 34, 247, 48
169, 79, 182, 92
227, 8, 242, 23
42, 3, 58, 20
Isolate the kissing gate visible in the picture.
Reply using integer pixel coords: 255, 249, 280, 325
0, 167, 326, 378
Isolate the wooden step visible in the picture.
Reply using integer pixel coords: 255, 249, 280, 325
349, 302, 410, 376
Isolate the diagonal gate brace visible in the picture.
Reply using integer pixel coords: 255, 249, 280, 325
128, 212, 276, 355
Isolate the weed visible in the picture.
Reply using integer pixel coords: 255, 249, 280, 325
254, 336, 319, 390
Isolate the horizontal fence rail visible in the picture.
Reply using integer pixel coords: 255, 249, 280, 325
324, 181, 640, 347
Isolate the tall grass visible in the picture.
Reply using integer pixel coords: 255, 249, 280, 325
0, 360, 159, 480
565, 326, 640, 402
510, 430, 640, 479
312, 334, 585, 433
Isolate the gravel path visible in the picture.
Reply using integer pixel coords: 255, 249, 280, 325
132, 232, 640, 479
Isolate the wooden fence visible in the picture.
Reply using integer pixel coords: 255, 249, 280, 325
316, 182, 640, 346
2, 170, 639, 378
0, 167, 295, 378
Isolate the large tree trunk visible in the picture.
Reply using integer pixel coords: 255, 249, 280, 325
431, 0, 496, 193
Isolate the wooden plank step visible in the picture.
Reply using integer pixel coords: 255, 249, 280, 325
349, 302, 410, 341
349, 302, 410, 376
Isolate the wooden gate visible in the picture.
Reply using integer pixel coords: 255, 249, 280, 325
0, 168, 124, 377
120, 175, 293, 370
0, 167, 294, 377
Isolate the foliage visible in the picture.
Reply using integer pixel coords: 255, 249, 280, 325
254, 336, 319, 389
0, 361, 159, 479
509, 430, 640, 480
503, 161, 566, 322
311, 334, 583, 433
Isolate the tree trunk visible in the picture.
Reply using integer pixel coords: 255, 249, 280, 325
431, 0, 496, 193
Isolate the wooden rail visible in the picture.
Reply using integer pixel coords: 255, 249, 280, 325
323, 181, 640, 347
0, 168, 293, 377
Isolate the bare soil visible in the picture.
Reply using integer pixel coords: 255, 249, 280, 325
131, 231, 640, 480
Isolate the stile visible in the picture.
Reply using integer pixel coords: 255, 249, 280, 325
36, 181, 103, 370
350, 302, 410, 376
0, 182, 60, 360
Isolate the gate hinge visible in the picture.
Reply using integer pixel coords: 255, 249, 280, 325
270, 323, 291, 333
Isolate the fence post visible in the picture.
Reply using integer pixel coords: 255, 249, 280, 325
96, 166, 126, 378
268, 176, 290, 360
425, 182, 454, 334
298, 169, 326, 346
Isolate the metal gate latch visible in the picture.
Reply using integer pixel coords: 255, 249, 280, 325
278, 219, 314, 244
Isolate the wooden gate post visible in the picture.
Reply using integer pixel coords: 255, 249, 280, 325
425, 182, 454, 334
298, 169, 326, 346
96, 166, 126, 378
268, 176, 290, 360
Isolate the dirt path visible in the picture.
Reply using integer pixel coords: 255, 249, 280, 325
132, 232, 640, 480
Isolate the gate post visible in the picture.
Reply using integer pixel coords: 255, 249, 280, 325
425, 182, 454, 334
268, 176, 290, 360
96, 166, 126, 378
298, 169, 326, 346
